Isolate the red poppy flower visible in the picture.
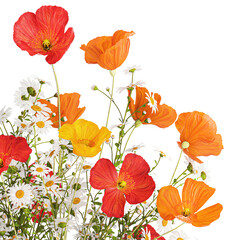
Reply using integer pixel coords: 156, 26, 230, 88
13, 5, 74, 64
80, 30, 135, 70
129, 86, 177, 128
175, 111, 223, 163
134, 224, 165, 240
90, 153, 155, 218
0, 135, 32, 175
39, 93, 86, 128
157, 178, 223, 227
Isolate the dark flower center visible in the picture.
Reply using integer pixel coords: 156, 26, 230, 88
42, 39, 52, 51
0, 158, 3, 168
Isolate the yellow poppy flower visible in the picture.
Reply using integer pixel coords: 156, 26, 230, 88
59, 119, 111, 157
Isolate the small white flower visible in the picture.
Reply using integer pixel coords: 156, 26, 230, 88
145, 91, 158, 113
42, 174, 61, 196
30, 163, 50, 177
8, 183, 34, 208
66, 191, 87, 210
123, 65, 142, 74
26, 101, 51, 117
32, 115, 52, 134
169, 230, 190, 240
14, 77, 43, 108
125, 143, 145, 153
157, 214, 173, 234
117, 80, 145, 93
0, 106, 11, 123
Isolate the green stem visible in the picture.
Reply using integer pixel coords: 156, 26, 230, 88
169, 148, 183, 185
51, 64, 63, 176
1, 175, 18, 239
105, 70, 115, 128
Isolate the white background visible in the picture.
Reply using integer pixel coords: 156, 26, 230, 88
1, 0, 240, 239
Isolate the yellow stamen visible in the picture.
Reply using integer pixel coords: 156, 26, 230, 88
0, 158, 3, 168
45, 180, 54, 187
72, 197, 81, 205
83, 165, 92, 170
118, 180, 127, 189
36, 167, 44, 173
36, 121, 45, 128
149, 96, 155, 105
42, 39, 51, 51
15, 190, 24, 199
21, 123, 27, 128
183, 208, 191, 217
31, 105, 42, 112
162, 219, 168, 227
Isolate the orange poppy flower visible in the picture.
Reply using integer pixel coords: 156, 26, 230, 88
39, 93, 85, 128
59, 119, 111, 158
129, 86, 177, 128
157, 178, 223, 227
175, 111, 223, 163
80, 30, 135, 70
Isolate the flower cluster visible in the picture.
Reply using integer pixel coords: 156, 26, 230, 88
0, 5, 223, 240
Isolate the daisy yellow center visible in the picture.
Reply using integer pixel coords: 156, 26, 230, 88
45, 180, 54, 187
0, 158, 3, 168
36, 121, 45, 128
149, 96, 155, 105
15, 190, 24, 199
21, 123, 27, 128
72, 197, 81, 204
31, 105, 42, 112
83, 165, 92, 170
145, 235, 149, 240
42, 39, 52, 51
177, 238, 184, 240
183, 208, 191, 217
36, 167, 44, 173
118, 180, 127, 189
162, 219, 168, 227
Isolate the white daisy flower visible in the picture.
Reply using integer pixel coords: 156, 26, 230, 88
145, 91, 158, 113
30, 163, 50, 177
32, 115, 52, 134
14, 77, 43, 108
66, 191, 87, 210
42, 174, 61, 197
110, 121, 130, 130
26, 101, 51, 117
140, 227, 151, 240
0, 106, 11, 123
157, 215, 174, 234
15, 118, 32, 134
123, 65, 142, 74
125, 143, 145, 153
117, 80, 145, 93
169, 230, 190, 240
8, 183, 34, 208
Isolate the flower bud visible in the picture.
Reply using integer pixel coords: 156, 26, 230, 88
27, 87, 37, 97
201, 171, 207, 180
135, 119, 142, 128
58, 222, 67, 228
187, 163, 193, 173
91, 85, 98, 91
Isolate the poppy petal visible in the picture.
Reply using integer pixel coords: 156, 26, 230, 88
101, 188, 126, 218
157, 185, 182, 220
190, 203, 223, 227
182, 178, 215, 213
90, 158, 117, 189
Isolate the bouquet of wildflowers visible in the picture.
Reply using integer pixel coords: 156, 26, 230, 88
0, 5, 223, 240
